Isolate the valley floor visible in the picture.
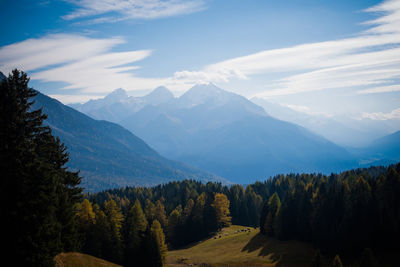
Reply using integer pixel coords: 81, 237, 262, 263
166, 225, 316, 267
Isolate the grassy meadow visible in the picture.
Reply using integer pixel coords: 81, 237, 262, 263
166, 225, 318, 267
54, 252, 121, 267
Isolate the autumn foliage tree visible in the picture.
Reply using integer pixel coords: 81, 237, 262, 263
212, 193, 232, 229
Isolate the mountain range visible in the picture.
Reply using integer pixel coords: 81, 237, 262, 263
31, 91, 223, 192
72, 84, 361, 183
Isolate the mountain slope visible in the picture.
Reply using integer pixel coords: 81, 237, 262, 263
251, 97, 399, 147
352, 130, 400, 166
73, 84, 357, 183
32, 92, 223, 191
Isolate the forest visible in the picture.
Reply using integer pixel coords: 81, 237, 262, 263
2, 70, 400, 266
81, 163, 400, 265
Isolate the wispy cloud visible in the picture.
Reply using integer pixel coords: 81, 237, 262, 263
173, 0, 400, 98
0, 34, 162, 95
63, 0, 206, 23
362, 107, 400, 120
357, 84, 400, 94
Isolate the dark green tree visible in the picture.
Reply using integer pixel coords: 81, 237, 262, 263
103, 199, 124, 264
0, 69, 82, 266
124, 199, 148, 266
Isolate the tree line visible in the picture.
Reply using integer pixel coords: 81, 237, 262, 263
259, 163, 400, 256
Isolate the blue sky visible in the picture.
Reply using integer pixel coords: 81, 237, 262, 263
0, 0, 399, 121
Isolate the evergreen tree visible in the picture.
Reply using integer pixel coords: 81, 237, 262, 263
124, 199, 148, 267
264, 192, 281, 237
76, 199, 96, 254
0, 69, 82, 266
167, 208, 182, 247
155, 200, 168, 229
145, 199, 156, 223
103, 199, 124, 264
150, 219, 167, 266
91, 204, 109, 259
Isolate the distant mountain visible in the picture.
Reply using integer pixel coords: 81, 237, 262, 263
0, 71, 6, 81
369, 130, 400, 160
70, 87, 175, 123
73, 84, 357, 183
251, 97, 399, 148
352, 130, 400, 166
32, 92, 224, 192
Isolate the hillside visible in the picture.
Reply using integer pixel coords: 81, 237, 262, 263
349, 130, 400, 166
54, 252, 121, 267
32, 92, 224, 192
166, 225, 317, 267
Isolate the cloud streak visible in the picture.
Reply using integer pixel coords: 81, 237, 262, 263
362, 108, 400, 120
173, 0, 400, 98
0, 34, 163, 95
63, 0, 206, 22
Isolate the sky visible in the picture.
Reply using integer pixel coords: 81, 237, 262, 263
0, 0, 400, 121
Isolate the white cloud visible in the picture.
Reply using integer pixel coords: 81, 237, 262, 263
0, 34, 165, 95
173, 0, 400, 98
357, 84, 400, 94
63, 0, 206, 22
0, 34, 124, 74
362, 108, 400, 120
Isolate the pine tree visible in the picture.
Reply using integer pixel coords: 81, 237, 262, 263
167, 208, 182, 247
103, 199, 124, 264
124, 199, 148, 267
0, 69, 82, 266
264, 192, 281, 237
76, 199, 96, 254
145, 199, 156, 223
150, 219, 167, 266
155, 200, 168, 229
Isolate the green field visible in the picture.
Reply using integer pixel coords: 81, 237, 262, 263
54, 252, 121, 267
166, 225, 317, 267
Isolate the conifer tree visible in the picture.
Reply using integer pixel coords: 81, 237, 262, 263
0, 69, 82, 266
155, 200, 168, 229
264, 192, 281, 236
103, 199, 124, 264
124, 199, 148, 266
76, 199, 96, 254
150, 219, 167, 266
167, 209, 182, 247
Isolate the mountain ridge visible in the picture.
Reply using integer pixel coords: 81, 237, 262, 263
32, 91, 225, 191
73, 84, 358, 183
